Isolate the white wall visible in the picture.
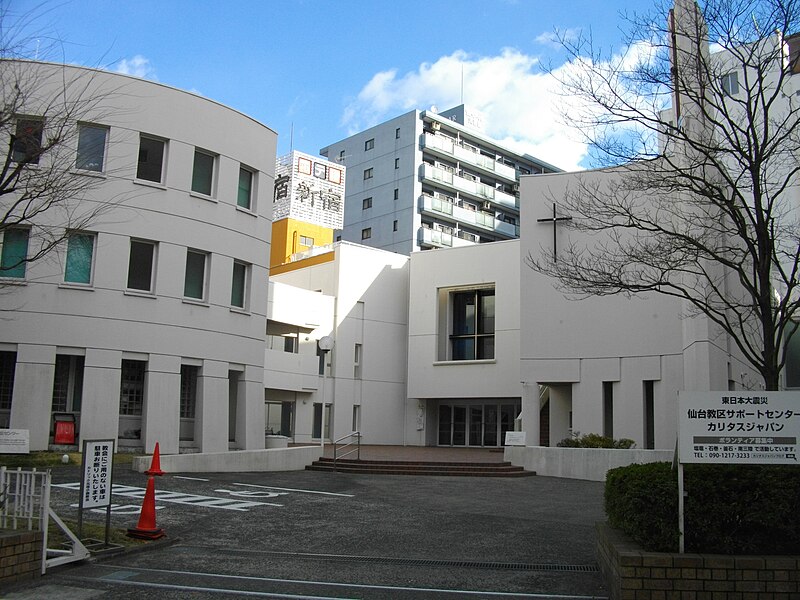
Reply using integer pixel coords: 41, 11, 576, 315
1, 61, 276, 452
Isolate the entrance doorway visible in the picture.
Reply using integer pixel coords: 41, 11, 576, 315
437, 401, 519, 447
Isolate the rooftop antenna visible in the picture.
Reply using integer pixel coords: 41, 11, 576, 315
460, 64, 464, 104
289, 122, 294, 152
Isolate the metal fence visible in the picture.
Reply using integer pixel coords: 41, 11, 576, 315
0, 466, 50, 531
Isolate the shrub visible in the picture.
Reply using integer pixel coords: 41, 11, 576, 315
605, 462, 800, 554
557, 432, 636, 449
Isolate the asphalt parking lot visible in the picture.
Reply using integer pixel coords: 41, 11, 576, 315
4, 463, 609, 599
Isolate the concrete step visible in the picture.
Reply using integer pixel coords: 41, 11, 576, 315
306, 457, 535, 477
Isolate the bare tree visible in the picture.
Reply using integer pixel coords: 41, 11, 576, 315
527, 0, 800, 390
0, 4, 124, 282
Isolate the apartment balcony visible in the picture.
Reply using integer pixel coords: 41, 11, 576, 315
264, 348, 320, 393
421, 164, 519, 211
417, 226, 477, 249
421, 133, 517, 182
418, 194, 519, 238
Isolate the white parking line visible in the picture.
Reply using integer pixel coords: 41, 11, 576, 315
52, 482, 280, 511
231, 482, 354, 497
174, 476, 209, 482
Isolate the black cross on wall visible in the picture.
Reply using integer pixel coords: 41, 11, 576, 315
537, 203, 572, 262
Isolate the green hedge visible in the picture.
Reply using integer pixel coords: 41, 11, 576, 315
605, 462, 800, 554
557, 432, 636, 448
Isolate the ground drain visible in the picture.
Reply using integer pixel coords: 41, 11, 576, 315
181, 545, 598, 573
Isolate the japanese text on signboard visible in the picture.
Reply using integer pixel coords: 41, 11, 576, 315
678, 392, 799, 464
82, 440, 113, 508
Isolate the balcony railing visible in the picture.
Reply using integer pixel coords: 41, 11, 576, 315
419, 194, 517, 237
421, 164, 519, 211
422, 133, 517, 181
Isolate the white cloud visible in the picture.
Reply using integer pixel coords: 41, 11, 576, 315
341, 42, 666, 172
114, 55, 156, 80
341, 48, 592, 171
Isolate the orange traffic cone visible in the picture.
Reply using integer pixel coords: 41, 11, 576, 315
126, 476, 165, 540
145, 442, 165, 476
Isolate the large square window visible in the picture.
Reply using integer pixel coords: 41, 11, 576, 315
237, 166, 254, 209
183, 249, 207, 300
119, 359, 145, 416
447, 288, 495, 360
127, 239, 156, 292
0, 228, 30, 278
64, 232, 95, 284
136, 135, 166, 183
12, 118, 43, 164
76, 124, 108, 172
191, 149, 215, 196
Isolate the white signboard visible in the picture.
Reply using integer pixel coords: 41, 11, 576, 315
679, 391, 799, 465
504, 431, 526, 446
81, 440, 114, 509
0, 429, 29, 454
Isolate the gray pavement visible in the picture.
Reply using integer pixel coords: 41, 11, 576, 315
2, 452, 609, 599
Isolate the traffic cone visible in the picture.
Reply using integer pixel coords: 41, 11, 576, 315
145, 441, 165, 476
126, 476, 165, 540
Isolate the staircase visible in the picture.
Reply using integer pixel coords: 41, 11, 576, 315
306, 457, 535, 477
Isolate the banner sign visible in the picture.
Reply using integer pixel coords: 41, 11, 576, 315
81, 439, 114, 508
678, 392, 799, 464
0, 429, 29, 454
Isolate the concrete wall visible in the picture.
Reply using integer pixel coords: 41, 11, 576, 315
131, 445, 323, 473
505, 446, 674, 481
1, 60, 276, 452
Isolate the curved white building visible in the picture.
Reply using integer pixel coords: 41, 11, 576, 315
0, 60, 276, 453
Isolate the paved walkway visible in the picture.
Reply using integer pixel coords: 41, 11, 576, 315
320, 444, 508, 462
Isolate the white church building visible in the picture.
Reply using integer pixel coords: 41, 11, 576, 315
2, 0, 797, 461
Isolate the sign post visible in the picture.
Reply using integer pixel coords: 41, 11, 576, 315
676, 391, 799, 552
78, 439, 115, 546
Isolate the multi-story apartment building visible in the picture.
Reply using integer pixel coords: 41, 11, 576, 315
319, 104, 561, 255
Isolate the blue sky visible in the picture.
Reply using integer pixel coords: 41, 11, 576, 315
10, 0, 650, 171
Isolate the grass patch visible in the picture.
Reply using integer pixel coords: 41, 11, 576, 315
1, 451, 140, 469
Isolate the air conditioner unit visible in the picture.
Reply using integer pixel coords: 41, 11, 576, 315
482, 201, 492, 211
431, 122, 441, 131
512, 184, 519, 192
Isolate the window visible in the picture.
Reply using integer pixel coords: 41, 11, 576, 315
393, 220, 398, 232
313, 403, 332, 439
338, 149, 345, 161
231, 260, 249, 309
0, 351, 16, 415
136, 135, 166, 183
0, 228, 29, 278
299, 235, 314, 247
237, 166, 254, 209
364, 138, 374, 151
191, 149, 215, 196
183, 249, 207, 300
51, 355, 84, 413
394, 188, 399, 200
127, 240, 156, 292
721, 72, 739, 96
450, 288, 494, 360
784, 324, 800, 387
643, 381, 655, 449
12, 118, 43, 164
336, 235, 342, 242
395, 127, 400, 139
119, 359, 146, 416
64, 232, 95, 285
180, 365, 198, 419
354, 344, 362, 379
361, 228, 372, 240
394, 158, 400, 169
362, 197, 372, 210
603, 382, 614, 438
363, 168, 373, 180
76, 124, 108, 172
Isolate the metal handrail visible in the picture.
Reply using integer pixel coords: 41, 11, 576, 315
333, 431, 361, 470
